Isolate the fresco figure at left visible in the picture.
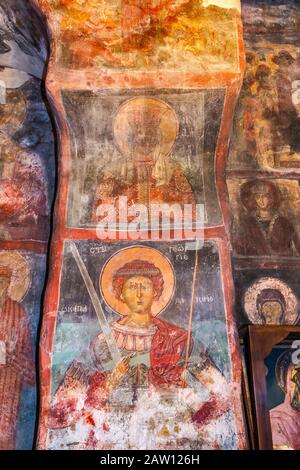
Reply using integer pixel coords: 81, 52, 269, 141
0, 0, 54, 449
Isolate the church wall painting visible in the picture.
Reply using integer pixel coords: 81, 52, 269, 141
0, 77, 54, 242
0, 0, 55, 450
0, 77, 54, 447
0, 249, 47, 450
42, 240, 243, 450
63, 88, 225, 229
6, 0, 300, 452
37, 0, 240, 73
227, 0, 300, 336
228, 0, 300, 172
35, 0, 246, 450
228, 178, 300, 258
234, 266, 300, 328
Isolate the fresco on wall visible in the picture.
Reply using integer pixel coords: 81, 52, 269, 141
229, 1, 300, 171
228, 178, 300, 258
36, 0, 246, 451
265, 343, 300, 450
64, 89, 224, 229
234, 268, 300, 326
0, 77, 54, 241
45, 240, 240, 450
40, 0, 239, 72
0, 250, 47, 450
0, 0, 55, 451
0, 0, 48, 78
227, 1, 300, 336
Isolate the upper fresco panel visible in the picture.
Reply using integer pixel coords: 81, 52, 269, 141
34, 0, 241, 74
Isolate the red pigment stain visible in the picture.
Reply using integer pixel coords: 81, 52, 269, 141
192, 396, 218, 426
85, 414, 95, 426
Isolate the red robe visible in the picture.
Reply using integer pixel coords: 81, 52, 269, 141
234, 213, 300, 257
0, 297, 35, 450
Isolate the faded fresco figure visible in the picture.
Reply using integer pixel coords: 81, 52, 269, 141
233, 180, 300, 257
0, 133, 49, 240
256, 289, 286, 324
47, 0, 239, 71
92, 98, 196, 225
243, 277, 299, 325
229, 47, 300, 169
229, 52, 260, 168
0, 253, 34, 450
270, 351, 300, 450
254, 65, 278, 167
48, 248, 231, 449
272, 51, 300, 154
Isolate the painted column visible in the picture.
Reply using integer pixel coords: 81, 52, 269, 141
35, 0, 246, 450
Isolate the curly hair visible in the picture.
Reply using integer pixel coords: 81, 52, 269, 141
112, 259, 164, 301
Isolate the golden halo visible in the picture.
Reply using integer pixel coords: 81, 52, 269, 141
0, 250, 31, 302
0, 89, 27, 127
100, 246, 175, 317
243, 277, 299, 325
113, 97, 178, 159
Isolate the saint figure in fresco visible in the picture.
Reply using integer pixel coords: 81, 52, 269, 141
92, 98, 196, 225
0, 252, 34, 450
256, 289, 287, 325
229, 51, 260, 168
0, 132, 48, 240
48, 247, 231, 449
270, 351, 300, 450
272, 51, 300, 153
243, 277, 299, 326
255, 64, 278, 166
233, 180, 300, 257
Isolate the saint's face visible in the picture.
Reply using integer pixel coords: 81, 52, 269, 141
130, 125, 161, 162
0, 275, 10, 299
261, 300, 283, 324
121, 275, 154, 314
98, 178, 114, 198
254, 191, 271, 211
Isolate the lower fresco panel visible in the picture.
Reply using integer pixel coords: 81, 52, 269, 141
44, 240, 241, 450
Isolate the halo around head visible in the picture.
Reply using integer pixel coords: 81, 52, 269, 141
243, 277, 299, 325
113, 97, 178, 159
100, 246, 175, 317
0, 250, 31, 301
